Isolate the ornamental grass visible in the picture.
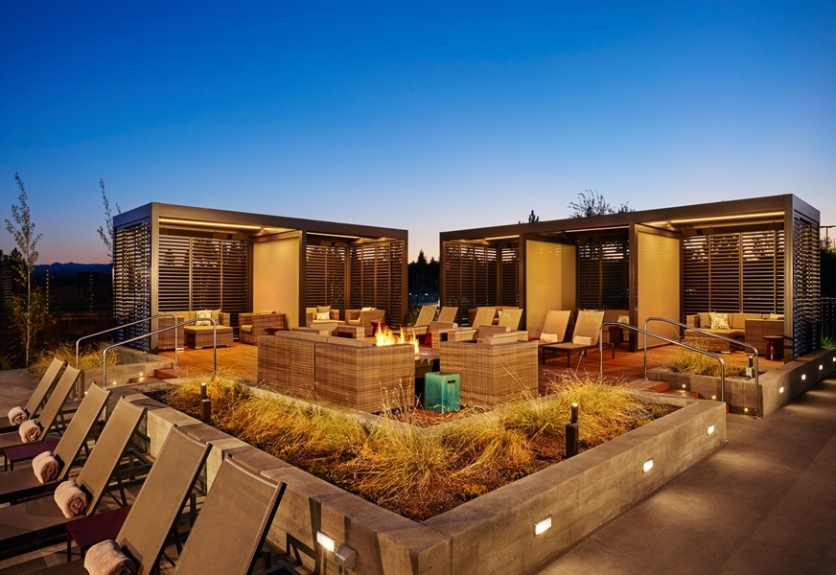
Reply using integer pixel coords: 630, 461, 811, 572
29, 343, 120, 376
165, 372, 668, 513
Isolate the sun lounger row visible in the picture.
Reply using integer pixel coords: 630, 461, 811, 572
0, 390, 288, 575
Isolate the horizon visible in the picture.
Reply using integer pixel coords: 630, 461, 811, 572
2, 1, 834, 264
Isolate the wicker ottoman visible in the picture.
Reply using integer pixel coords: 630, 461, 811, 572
184, 326, 234, 349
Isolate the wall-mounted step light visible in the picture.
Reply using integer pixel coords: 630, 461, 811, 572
643, 459, 654, 473
534, 515, 552, 536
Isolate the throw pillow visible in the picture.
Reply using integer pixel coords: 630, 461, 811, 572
315, 312, 330, 321
196, 310, 212, 326
317, 305, 331, 314
617, 315, 630, 324
361, 307, 374, 312
710, 312, 729, 330
769, 313, 784, 320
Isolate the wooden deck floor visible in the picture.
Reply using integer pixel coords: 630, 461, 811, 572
158, 341, 783, 390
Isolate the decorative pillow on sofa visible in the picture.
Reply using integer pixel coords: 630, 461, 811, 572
317, 305, 331, 314
195, 310, 212, 326
710, 312, 729, 330
617, 315, 630, 324
361, 307, 374, 312
315, 312, 330, 321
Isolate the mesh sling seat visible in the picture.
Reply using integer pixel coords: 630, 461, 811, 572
0, 358, 66, 434
402, 304, 438, 337
172, 456, 287, 575
0, 398, 145, 558
0, 365, 81, 458
0, 384, 111, 505
32, 425, 212, 575
436, 306, 459, 324
541, 310, 615, 366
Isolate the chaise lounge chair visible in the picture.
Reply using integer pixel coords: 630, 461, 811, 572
172, 456, 287, 575
0, 384, 111, 505
541, 310, 615, 366
0, 358, 66, 434
437, 306, 458, 324
402, 304, 438, 337
0, 398, 146, 558
0, 366, 81, 458
32, 425, 212, 575
497, 308, 524, 331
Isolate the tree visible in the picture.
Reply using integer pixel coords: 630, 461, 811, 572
568, 190, 631, 218
96, 179, 120, 262
519, 210, 540, 224
5, 173, 48, 366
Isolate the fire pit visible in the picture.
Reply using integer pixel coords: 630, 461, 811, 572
374, 323, 420, 356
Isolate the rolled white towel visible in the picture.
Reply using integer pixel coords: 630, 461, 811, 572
18, 419, 42, 443
540, 333, 558, 344
572, 335, 592, 346
32, 450, 60, 483
8, 406, 28, 426
54, 480, 89, 518
83, 540, 137, 575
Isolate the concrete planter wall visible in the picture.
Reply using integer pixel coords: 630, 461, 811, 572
116, 388, 726, 575
648, 347, 836, 417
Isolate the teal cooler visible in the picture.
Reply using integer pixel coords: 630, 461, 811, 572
424, 372, 460, 413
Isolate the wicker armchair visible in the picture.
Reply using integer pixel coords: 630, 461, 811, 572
240, 312, 286, 345
345, 308, 386, 334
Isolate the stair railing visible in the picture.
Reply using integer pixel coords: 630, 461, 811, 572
599, 322, 726, 405
75, 313, 178, 369
645, 316, 760, 418
101, 318, 220, 387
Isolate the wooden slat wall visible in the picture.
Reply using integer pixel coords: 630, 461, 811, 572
793, 217, 820, 357
348, 240, 404, 328
114, 221, 152, 350
158, 235, 248, 323
683, 230, 785, 317
577, 235, 629, 310
306, 243, 347, 315
499, 244, 519, 307
442, 243, 498, 325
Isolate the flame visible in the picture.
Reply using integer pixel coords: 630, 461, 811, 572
375, 325, 420, 355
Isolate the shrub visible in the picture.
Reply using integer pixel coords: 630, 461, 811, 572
669, 347, 747, 377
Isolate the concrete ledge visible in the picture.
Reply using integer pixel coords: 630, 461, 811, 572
649, 347, 836, 416
122, 388, 725, 575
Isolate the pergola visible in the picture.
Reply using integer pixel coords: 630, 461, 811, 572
439, 194, 820, 360
113, 203, 408, 350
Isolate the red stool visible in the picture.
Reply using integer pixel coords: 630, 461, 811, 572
764, 335, 783, 361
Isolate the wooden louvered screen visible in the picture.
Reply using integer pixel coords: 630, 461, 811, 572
792, 217, 820, 357
158, 235, 248, 324
742, 231, 784, 314
499, 244, 519, 307
577, 236, 629, 310
708, 234, 741, 312
682, 236, 709, 315
158, 237, 190, 310
306, 243, 347, 315
348, 240, 405, 327
683, 230, 785, 317
442, 242, 520, 323
114, 221, 152, 350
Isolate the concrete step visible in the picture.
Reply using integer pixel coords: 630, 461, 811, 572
127, 376, 167, 384
154, 368, 187, 380
624, 379, 671, 393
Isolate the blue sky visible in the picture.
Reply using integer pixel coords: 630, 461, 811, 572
1, 1, 834, 264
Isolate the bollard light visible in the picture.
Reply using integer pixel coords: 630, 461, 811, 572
571, 403, 579, 424
201, 382, 207, 399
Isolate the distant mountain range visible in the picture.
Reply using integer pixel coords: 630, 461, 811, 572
32, 263, 112, 277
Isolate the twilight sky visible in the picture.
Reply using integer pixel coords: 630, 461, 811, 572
1, 1, 834, 264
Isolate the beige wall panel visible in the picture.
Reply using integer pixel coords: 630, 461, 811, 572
526, 240, 576, 338
637, 232, 680, 349
253, 238, 300, 327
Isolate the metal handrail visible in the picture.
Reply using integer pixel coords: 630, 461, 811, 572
598, 322, 726, 405
102, 318, 220, 387
644, 316, 760, 417
76, 313, 178, 368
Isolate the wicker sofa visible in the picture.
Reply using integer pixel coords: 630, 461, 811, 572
439, 339, 539, 410
157, 310, 232, 350
684, 312, 763, 352
239, 312, 286, 345
257, 331, 415, 412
